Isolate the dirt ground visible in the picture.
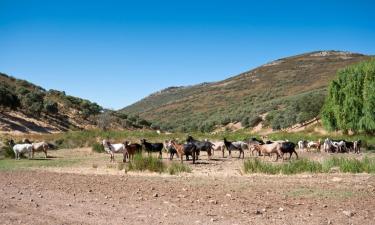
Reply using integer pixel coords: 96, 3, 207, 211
1, 148, 375, 225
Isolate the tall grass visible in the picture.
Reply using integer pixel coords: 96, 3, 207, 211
91, 143, 105, 153
128, 154, 166, 173
168, 162, 192, 175
244, 157, 375, 175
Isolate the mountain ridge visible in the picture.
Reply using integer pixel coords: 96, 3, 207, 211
121, 50, 371, 132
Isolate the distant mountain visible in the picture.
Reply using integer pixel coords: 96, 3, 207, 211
0, 73, 151, 134
121, 51, 371, 132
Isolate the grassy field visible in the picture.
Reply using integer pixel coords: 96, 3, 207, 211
1, 128, 374, 151
243, 156, 375, 175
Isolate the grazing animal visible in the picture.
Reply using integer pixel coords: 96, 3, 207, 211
323, 139, 336, 153
354, 140, 362, 154
332, 140, 347, 153
298, 140, 308, 150
186, 136, 213, 160
123, 141, 142, 162
223, 138, 244, 159
252, 142, 283, 161
170, 140, 197, 164
344, 140, 354, 153
30, 142, 49, 159
102, 139, 126, 163
307, 140, 321, 152
279, 142, 298, 160
164, 140, 178, 160
8, 140, 33, 160
210, 141, 225, 156
140, 139, 163, 158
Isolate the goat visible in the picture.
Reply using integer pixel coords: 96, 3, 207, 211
354, 140, 362, 154
170, 140, 197, 164
280, 142, 298, 160
102, 139, 126, 163
123, 141, 142, 163
31, 142, 49, 159
298, 140, 308, 151
164, 140, 177, 160
8, 140, 33, 160
210, 141, 225, 156
223, 138, 244, 159
140, 139, 163, 159
307, 140, 321, 152
186, 136, 212, 160
252, 142, 283, 161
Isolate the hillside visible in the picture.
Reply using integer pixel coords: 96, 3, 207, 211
0, 73, 151, 134
122, 51, 371, 132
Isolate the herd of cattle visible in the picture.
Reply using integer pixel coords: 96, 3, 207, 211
102, 136, 363, 164
6, 136, 362, 163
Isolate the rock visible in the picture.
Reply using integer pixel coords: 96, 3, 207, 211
66, 204, 72, 207
210, 218, 218, 222
255, 210, 263, 215
153, 193, 159, 198
88, 189, 93, 193
151, 187, 155, 191
279, 207, 284, 212
225, 194, 232, 198
208, 200, 218, 205
262, 208, 267, 213
342, 210, 354, 217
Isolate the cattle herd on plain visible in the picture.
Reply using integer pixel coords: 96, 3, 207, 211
7, 136, 362, 163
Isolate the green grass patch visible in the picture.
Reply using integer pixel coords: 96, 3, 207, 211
168, 162, 192, 175
244, 157, 375, 175
127, 154, 166, 173
91, 142, 105, 153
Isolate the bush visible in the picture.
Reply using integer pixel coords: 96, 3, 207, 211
92, 143, 105, 153
1, 145, 15, 159
44, 100, 59, 114
0, 83, 20, 109
21, 92, 44, 116
168, 162, 192, 175
128, 154, 166, 173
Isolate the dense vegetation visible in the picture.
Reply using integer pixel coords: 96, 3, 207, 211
122, 51, 370, 132
0, 73, 102, 117
244, 157, 375, 174
322, 59, 375, 134
0, 73, 153, 131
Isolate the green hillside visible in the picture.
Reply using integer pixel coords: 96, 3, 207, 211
121, 51, 371, 132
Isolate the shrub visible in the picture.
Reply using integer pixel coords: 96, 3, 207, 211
1, 145, 15, 159
128, 154, 166, 173
0, 83, 20, 109
92, 143, 105, 153
44, 100, 59, 114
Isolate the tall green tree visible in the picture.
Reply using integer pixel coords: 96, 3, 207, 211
322, 59, 375, 133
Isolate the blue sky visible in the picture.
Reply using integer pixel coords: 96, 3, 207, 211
1, 0, 374, 109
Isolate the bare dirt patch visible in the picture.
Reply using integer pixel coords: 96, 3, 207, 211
1, 148, 375, 224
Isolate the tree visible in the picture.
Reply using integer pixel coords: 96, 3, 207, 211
322, 59, 375, 133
